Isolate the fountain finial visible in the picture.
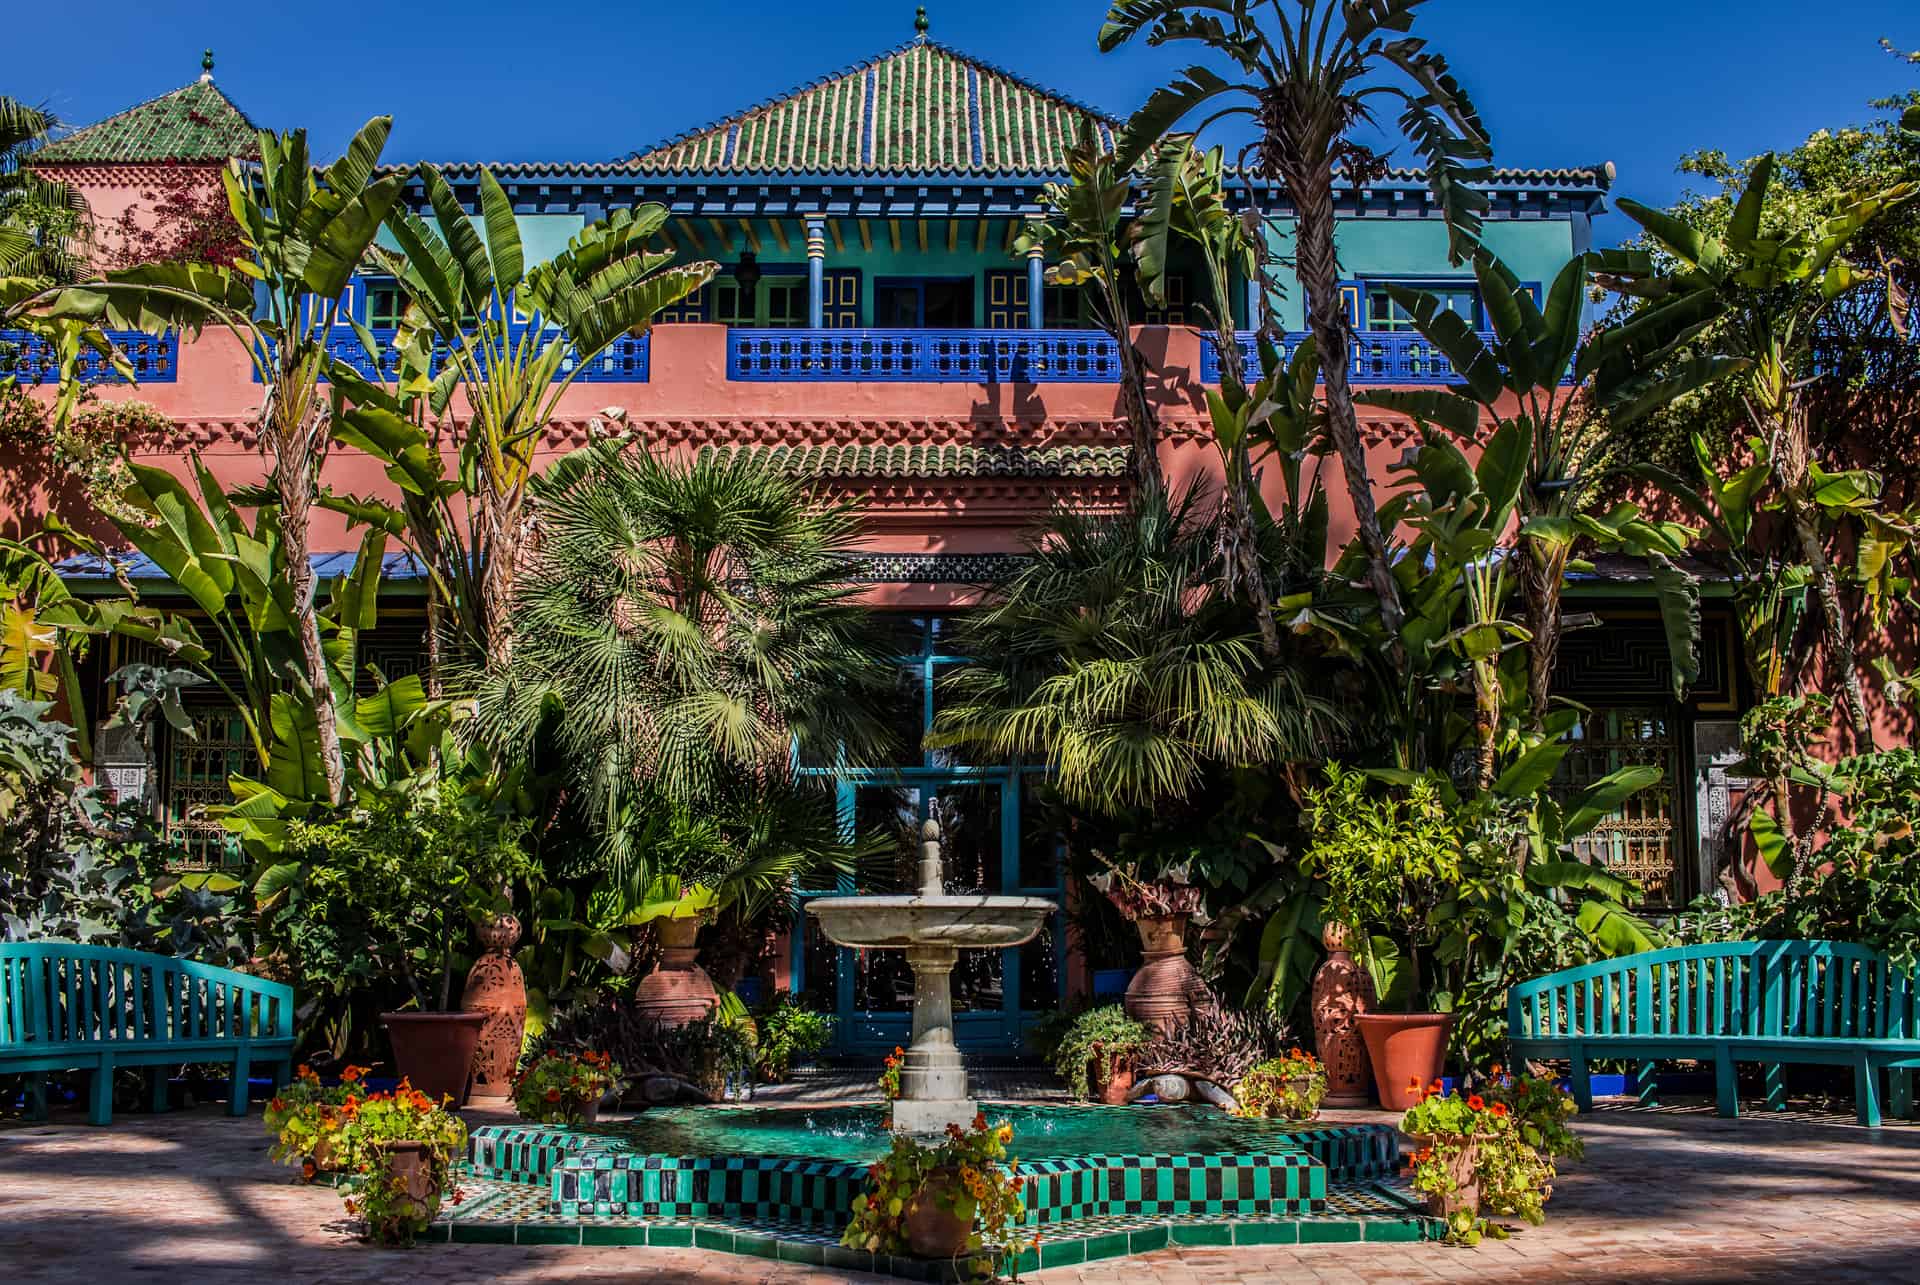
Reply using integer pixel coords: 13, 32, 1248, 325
918, 818, 943, 898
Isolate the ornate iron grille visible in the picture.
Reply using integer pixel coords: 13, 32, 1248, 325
1557, 706, 1684, 907
164, 709, 255, 870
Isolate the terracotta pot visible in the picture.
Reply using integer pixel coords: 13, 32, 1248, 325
368, 1139, 442, 1242
904, 1167, 972, 1259
1310, 922, 1377, 1108
381, 1011, 487, 1107
1411, 1133, 1480, 1220
630, 917, 720, 1029
1355, 1012, 1452, 1110
461, 912, 527, 1101
1124, 913, 1200, 1032
1095, 1048, 1135, 1105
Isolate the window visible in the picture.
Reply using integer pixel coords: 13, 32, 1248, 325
714, 273, 807, 327
874, 278, 974, 329
365, 278, 404, 330
1042, 284, 1088, 329
1366, 281, 1482, 331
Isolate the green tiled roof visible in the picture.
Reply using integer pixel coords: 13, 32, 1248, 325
35, 79, 259, 165
697, 443, 1132, 479
630, 38, 1119, 177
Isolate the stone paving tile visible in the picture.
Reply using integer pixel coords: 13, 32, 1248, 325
1, 1098, 1917, 1283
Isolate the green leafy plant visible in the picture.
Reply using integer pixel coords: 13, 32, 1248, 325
843, 1113, 1028, 1276
263, 1062, 371, 1179
1232, 1050, 1326, 1120
1401, 1074, 1580, 1244
879, 1044, 904, 1103
337, 1081, 469, 1246
1050, 1005, 1150, 1101
756, 998, 833, 1083
511, 1049, 624, 1124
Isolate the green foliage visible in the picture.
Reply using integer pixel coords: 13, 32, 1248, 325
510, 1049, 624, 1124
1232, 1050, 1327, 1120
0, 98, 86, 283
755, 998, 834, 1083
253, 789, 532, 1016
843, 1114, 1026, 1273
1050, 1004, 1150, 1100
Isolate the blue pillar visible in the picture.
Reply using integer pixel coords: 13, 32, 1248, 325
1026, 247, 1045, 330
806, 215, 827, 329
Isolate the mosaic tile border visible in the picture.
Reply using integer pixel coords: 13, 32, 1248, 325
431, 1177, 1441, 1278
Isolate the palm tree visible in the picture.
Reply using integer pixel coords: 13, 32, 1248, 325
366, 165, 716, 665
1019, 131, 1166, 491
929, 485, 1340, 814
476, 440, 900, 842
0, 97, 86, 283
18, 118, 407, 804
1099, 0, 1494, 638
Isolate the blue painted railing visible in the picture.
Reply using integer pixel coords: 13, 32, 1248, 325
283, 328, 651, 384
1200, 330, 1578, 387
0, 328, 179, 384
727, 329, 1123, 383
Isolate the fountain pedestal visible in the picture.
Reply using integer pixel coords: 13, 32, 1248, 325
893, 944, 973, 1135
807, 820, 1055, 1138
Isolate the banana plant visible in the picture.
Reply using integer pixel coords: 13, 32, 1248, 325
1608, 154, 1920, 749
368, 166, 716, 662
17, 117, 408, 803
1357, 248, 1735, 730
1018, 127, 1166, 492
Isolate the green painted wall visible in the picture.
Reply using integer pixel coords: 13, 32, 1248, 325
373, 213, 587, 268
1257, 217, 1578, 329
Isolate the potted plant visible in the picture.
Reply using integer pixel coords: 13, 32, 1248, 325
264, 1063, 371, 1180
1085, 858, 1207, 1032
756, 998, 835, 1083
1298, 765, 1463, 1109
1050, 1004, 1150, 1103
511, 1050, 625, 1125
1232, 1049, 1328, 1121
338, 1081, 470, 1246
843, 1112, 1028, 1271
1400, 1072, 1582, 1244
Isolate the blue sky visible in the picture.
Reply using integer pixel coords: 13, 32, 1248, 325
12, 1, 1918, 245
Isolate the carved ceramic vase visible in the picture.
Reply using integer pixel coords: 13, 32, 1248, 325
1310, 922, 1377, 1108
461, 912, 527, 1101
1123, 912, 1202, 1033
630, 916, 720, 1029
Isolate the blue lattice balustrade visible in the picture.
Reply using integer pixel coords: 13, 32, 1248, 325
0, 328, 179, 384
727, 329, 1122, 382
1201, 331, 1576, 387
289, 328, 651, 383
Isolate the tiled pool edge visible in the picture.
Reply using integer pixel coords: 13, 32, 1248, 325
430, 1180, 1441, 1278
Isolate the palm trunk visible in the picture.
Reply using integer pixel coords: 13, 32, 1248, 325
270, 400, 346, 806
1290, 158, 1404, 637
1520, 544, 1570, 732
1210, 307, 1282, 658
479, 480, 520, 667
1787, 498, 1874, 750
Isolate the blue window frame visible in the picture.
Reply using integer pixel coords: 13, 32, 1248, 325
794, 616, 1066, 1056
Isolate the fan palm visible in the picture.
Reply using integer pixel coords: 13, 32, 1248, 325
1100, 0, 1494, 639
0, 97, 86, 283
476, 440, 899, 837
929, 485, 1341, 814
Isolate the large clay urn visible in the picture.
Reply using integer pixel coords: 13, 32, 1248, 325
1123, 912, 1201, 1033
461, 912, 528, 1101
1310, 922, 1377, 1108
630, 916, 720, 1028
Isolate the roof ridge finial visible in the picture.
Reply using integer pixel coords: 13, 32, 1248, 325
914, 6, 929, 39
200, 49, 214, 83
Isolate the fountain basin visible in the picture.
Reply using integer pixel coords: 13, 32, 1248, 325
805, 894, 1056, 950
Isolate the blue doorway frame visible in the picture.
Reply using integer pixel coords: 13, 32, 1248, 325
793, 617, 1066, 1056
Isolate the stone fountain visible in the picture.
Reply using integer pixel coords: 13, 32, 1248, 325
807, 819, 1055, 1136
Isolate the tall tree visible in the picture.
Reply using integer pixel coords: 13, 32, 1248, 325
0, 98, 86, 283
364, 166, 716, 665
19, 118, 407, 803
1019, 130, 1167, 492
1100, 0, 1493, 637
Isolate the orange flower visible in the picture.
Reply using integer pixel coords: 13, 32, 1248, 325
1490, 1102, 1509, 1118
1407, 1075, 1422, 1092
343, 1198, 357, 1215
547, 1088, 563, 1103
972, 1111, 988, 1132
341, 1065, 364, 1083
1467, 1094, 1486, 1111
894, 1046, 905, 1057
269, 1097, 287, 1113
1490, 1063, 1504, 1078
301, 1160, 317, 1180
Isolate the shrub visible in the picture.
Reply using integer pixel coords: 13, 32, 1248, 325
756, 998, 834, 1082
1050, 1005, 1149, 1100
1137, 1001, 1283, 1086
511, 1050, 624, 1124
1232, 1049, 1327, 1120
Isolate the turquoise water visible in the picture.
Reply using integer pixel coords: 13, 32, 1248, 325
573, 1103, 1317, 1163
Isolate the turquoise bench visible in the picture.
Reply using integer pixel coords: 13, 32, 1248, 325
0, 942, 295, 1125
1508, 941, 1920, 1127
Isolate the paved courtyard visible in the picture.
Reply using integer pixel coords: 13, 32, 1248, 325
1, 1094, 1916, 1284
